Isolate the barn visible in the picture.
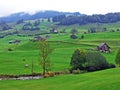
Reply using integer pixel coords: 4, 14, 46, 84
30, 36, 46, 42
8, 40, 21, 44
50, 29, 58, 34
97, 43, 110, 53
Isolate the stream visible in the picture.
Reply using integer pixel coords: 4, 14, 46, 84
0, 76, 43, 80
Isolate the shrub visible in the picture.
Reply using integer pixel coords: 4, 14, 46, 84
110, 30, 115, 32
48, 72, 55, 77
71, 28, 78, 34
116, 29, 120, 31
8, 48, 13, 51
62, 70, 70, 74
70, 49, 86, 70
43, 72, 55, 78
115, 48, 120, 67
43, 73, 49, 78
86, 66, 96, 71
72, 69, 81, 74
70, 49, 114, 72
70, 34, 78, 39
81, 35, 84, 39
54, 71, 64, 75
85, 51, 109, 71
108, 63, 116, 68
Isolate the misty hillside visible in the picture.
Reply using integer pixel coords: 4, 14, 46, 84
0, 10, 81, 22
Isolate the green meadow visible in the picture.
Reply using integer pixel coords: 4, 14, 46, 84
0, 68, 120, 90
0, 21, 120, 90
0, 31, 120, 75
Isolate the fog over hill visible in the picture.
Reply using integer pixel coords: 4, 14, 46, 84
0, 10, 82, 22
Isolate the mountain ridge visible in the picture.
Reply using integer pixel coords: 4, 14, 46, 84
0, 10, 82, 22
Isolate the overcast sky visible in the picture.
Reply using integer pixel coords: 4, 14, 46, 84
0, 0, 120, 17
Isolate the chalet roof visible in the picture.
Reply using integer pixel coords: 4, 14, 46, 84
34, 36, 42, 38
98, 42, 110, 48
50, 29, 58, 33
8, 39, 21, 44
33, 35, 46, 41
54, 30, 58, 32
99, 43, 106, 47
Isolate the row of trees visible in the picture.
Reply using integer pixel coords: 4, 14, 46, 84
88, 27, 107, 33
22, 20, 40, 30
56, 13, 120, 25
0, 21, 12, 30
52, 15, 66, 22
16, 19, 24, 24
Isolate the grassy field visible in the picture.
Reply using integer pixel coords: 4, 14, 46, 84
0, 68, 120, 90
0, 31, 120, 75
0, 21, 120, 89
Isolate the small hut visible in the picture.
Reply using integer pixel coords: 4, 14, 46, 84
8, 40, 21, 44
97, 43, 110, 53
30, 36, 46, 42
50, 30, 58, 34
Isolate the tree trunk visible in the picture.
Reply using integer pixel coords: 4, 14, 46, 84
43, 62, 46, 75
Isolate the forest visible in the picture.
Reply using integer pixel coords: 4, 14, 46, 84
52, 13, 120, 25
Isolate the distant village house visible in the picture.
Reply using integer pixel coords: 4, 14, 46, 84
30, 36, 46, 42
50, 29, 58, 34
9, 40, 21, 44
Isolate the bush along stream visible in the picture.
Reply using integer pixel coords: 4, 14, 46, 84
0, 71, 67, 80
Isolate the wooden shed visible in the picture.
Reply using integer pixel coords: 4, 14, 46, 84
30, 36, 46, 42
9, 40, 21, 44
97, 43, 110, 53
50, 29, 58, 34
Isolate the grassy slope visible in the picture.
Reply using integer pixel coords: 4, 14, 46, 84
0, 22, 120, 89
0, 68, 120, 90
0, 31, 120, 74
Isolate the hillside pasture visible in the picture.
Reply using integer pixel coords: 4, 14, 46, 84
0, 30, 119, 75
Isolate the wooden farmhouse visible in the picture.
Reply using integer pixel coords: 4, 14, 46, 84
30, 36, 46, 42
9, 40, 21, 44
50, 29, 58, 34
97, 43, 110, 53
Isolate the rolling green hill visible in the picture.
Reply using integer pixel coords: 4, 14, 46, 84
0, 31, 119, 74
0, 21, 120, 89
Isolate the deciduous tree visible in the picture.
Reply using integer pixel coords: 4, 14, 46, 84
38, 39, 53, 75
115, 48, 120, 67
70, 49, 86, 70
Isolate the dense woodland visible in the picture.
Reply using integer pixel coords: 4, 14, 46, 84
53, 12, 120, 25
1, 11, 120, 31
0, 21, 12, 30
0, 11, 78, 22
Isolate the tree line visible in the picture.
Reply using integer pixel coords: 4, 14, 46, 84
22, 20, 40, 31
0, 21, 12, 30
52, 13, 120, 25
